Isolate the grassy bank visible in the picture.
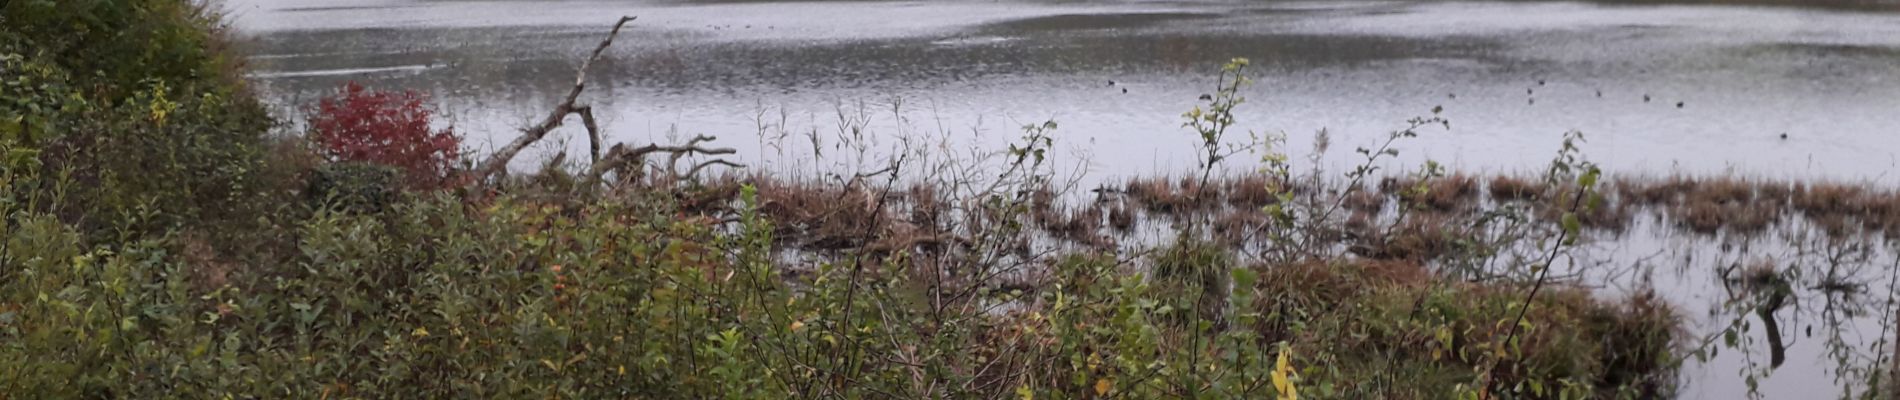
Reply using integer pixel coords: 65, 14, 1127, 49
13, 2, 1899, 399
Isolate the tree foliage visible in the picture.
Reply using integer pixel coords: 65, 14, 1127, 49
309, 82, 463, 191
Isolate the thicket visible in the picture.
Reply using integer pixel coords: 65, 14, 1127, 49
1, 0, 274, 239
0, 3, 1706, 399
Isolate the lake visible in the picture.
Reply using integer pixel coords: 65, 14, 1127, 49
225, 0, 1900, 397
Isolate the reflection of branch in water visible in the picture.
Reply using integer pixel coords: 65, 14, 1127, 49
1883, 251, 1900, 399
1757, 278, 1791, 369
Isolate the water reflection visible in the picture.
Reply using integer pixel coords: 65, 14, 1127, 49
1576, 195, 1897, 399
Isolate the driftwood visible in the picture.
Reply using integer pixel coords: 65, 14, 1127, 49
586, 134, 739, 184
469, 16, 743, 187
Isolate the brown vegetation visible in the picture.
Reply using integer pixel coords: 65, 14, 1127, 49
1221, 174, 1284, 208
1125, 176, 1195, 213
753, 177, 886, 249
1489, 175, 1543, 202
1348, 214, 1470, 262
1213, 208, 1268, 245
1607, 176, 1900, 237
1107, 201, 1137, 232
1392, 174, 1481, 212
1342, 185, 1387, 213
1124, 174, 1291, 217
1042, 205, 1112, 249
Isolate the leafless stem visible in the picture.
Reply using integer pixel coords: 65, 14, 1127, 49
684, 159, 744, 180
587, 134, 741, 184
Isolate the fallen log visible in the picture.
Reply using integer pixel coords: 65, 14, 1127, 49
471, 16, 741, 188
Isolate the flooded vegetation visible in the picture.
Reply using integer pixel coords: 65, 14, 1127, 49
5, 0, 1900, 398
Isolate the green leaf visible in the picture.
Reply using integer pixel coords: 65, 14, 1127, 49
1561, 213, 1581, 237
1231, 268, 1257, 290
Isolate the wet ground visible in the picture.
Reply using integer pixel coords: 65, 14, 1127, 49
224, 0, 1900, 397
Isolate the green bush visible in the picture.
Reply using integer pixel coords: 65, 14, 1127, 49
1151, 235, 1235, 327
1, 0, 245, 99
306, 162, 399, 214
0, 187, 1679, 398
2, 0, 274, 238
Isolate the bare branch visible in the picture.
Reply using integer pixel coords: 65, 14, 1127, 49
577, 106, 604, 163
472, 16, 637, 182
587, 134, 740, 184
683, 159, 745, 180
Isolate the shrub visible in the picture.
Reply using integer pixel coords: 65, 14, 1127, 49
59, 83, 271, 233
1152, 235, 1234, 326
309, 82, 463, 191
3, 1, 273, 238
1, 0, 245, 100
306, 162, 399, 213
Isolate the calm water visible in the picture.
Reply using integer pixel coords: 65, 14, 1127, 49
226, 0, 1900, 397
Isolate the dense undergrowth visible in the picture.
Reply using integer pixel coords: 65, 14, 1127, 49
5, 2, 1895, 399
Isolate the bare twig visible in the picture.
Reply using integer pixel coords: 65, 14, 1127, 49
684, 159, 744, 181
586, 134, 741, 184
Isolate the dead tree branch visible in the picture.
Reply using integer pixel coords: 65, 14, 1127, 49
472, 16, 636, 182
685, 159, 745, 180
577, 106, 604, 163
587, 134, 742, 184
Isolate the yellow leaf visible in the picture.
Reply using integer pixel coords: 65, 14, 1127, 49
1094, 378, 1112, 396
790, 320, 805, 332
1273, 349, 1299, 400
412, 327, 430, 338
1016, 384, 1034, 400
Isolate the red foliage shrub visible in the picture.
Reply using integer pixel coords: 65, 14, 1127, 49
308, 82, 463, 190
